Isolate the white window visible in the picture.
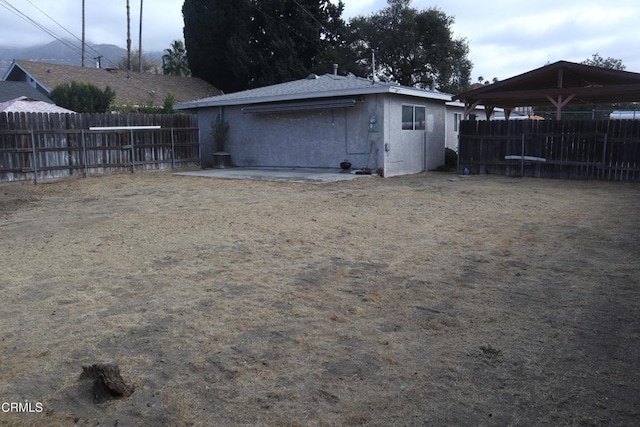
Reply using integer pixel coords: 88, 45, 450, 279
454, 112, 462, 132
402, 105, 426, 130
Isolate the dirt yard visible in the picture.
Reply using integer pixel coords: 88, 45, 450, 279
0, 170, 638, 426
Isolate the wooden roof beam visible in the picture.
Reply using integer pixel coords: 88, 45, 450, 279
462, 100, 481, 119
504, 108, 513, 120
484, 105, 495, 120
545, 93, 576, 120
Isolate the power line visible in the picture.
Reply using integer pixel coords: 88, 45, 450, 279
19, 0, 124, 69
0, 0, 85, 59
0, 0, 163, 100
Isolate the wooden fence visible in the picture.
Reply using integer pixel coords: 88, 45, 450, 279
0, 112, 199, 183
458, 119, 640, 181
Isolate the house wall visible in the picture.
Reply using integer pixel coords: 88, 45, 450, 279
383, 95, 446, 177
196, 93, 448, 177
197, 95, 384, 170
445, 106, 463, 152
444, 105, 496, 152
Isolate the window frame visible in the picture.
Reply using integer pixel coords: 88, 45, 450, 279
453, 112, 462, 132
402, 104, 427, 131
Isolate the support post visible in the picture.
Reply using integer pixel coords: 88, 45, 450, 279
463, 100, 481, 120
484, 105, 495, 120
545, 94, 576, 120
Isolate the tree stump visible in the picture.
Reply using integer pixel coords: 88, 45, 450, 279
80, 363, 134, 403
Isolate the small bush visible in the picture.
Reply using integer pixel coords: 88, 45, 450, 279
445, 148, 457, 168
49, 81, 115, 113
434, 148, 458, 172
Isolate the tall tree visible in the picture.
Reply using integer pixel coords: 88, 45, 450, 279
162, 40, 191, 76
182, 0, 345, 93
582, 53, 625, 70
346, 0, 472, 93
117, 50, 157, 73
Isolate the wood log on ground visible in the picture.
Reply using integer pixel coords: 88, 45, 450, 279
80, 363, 134, 403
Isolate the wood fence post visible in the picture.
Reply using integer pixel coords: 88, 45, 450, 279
81, 130, 88, 177
130, 129, 135, 172
601, 133, 608, 180
30, 130, 38, 185
170, 128, 176, 170
521, 133, 525, 177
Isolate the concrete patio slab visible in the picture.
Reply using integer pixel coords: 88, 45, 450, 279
174, 168, 373, 184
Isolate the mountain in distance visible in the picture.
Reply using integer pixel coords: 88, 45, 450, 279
0, 40, 164, 76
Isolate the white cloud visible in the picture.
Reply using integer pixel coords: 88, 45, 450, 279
1, 0, 639, 81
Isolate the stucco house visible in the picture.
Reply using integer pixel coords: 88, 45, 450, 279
175, 72, 455, 177
445, 101, 499, 152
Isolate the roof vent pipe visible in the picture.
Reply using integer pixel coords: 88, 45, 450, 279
333, 63, 338, 75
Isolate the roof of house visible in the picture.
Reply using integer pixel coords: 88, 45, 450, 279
453, 60, 640, 108
3, 60, 222, 107
0, 81, 54, 103
0, 96, 75, 113
175, 73, 453, 110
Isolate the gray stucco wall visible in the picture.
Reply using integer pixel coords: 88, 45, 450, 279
197, 95, 384, 171
196, 92, 446, 177
383, 96, 446, 177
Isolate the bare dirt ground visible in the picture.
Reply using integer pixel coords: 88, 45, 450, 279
0, 170, 638, 426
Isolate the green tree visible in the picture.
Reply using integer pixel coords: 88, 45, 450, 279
162, 93, 176, 113
182, 0, 345, 93
117, 50, 157, 73
582, 53, 625, 70
346, 0, 472, 93
476, 76, 499, 86
49, 81, 115, 113
162, 40, 191, 76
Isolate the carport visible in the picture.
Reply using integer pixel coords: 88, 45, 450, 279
453, 61, 640, 119
452, 61, 640, 181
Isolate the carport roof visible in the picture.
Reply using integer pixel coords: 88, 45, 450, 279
174, 73, 452, 110
452, 60, 640, 119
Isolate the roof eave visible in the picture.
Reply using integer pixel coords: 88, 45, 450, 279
7, 61, 52, 93
175, 84, 451, 110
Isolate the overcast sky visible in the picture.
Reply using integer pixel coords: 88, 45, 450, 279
1, 0, 638, 82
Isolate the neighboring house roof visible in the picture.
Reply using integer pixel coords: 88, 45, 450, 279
3, 60, 222, 106
0, 96, 75, 113
0, 81, 54, 103
175, 73, 453, 110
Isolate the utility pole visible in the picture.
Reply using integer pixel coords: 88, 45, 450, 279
81, 0, 85, 66
126, 0, 131, 78
138, 0, 143, 72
